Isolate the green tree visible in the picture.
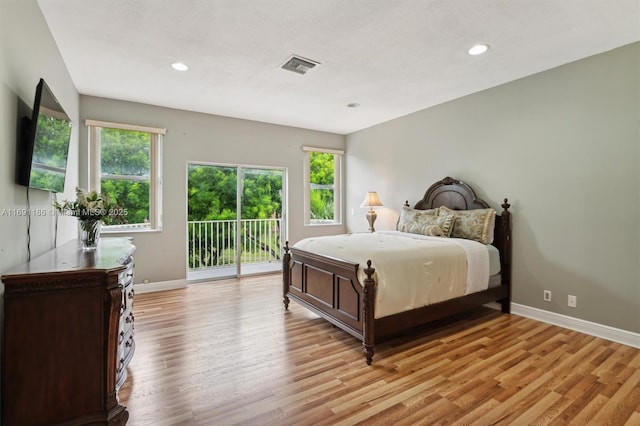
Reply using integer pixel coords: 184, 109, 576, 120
187, 165, 283, 268
309, 152, 335, 220
188, 165, 237, 221
99, 128, 150, 224
241, 169, 282, 220
101, 128, 149, 176
187, 166, 283, 221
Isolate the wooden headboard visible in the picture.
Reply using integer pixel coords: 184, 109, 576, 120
410, 176, 512, 271
414, 176, 491, 211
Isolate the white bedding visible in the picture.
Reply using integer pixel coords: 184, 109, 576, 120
293, 231, 491, 319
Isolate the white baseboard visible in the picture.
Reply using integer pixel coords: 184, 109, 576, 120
134, 278, 187, 294
128, 286, 639, 349
511, 303, 639, 349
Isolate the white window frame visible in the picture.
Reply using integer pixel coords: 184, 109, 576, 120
303, 146, 343, 226
86, 119, 165, 232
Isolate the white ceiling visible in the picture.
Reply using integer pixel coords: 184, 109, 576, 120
38, 0, 639, 135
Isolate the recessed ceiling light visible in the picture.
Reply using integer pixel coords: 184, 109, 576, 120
171, 62, 189, 71
467, 44, 489, 55
347, 103, 360, 108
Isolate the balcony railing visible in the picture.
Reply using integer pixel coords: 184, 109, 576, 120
188, 218, 282, 270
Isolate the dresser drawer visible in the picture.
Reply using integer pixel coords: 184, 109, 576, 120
118, 257, 134, 284
116, 255, 135, 390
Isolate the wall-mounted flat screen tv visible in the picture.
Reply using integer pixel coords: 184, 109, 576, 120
16, 78, 72, 193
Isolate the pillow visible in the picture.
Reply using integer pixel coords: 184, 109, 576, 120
404, 223, 444, 237
440, 206, 496, 244
433, 213, 455, 237
397, 206, 455, 237
486, 212, 496, 244
396, 206, 438, 232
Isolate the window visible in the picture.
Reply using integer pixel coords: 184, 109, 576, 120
86, 120, 165, 231
303, 146, 343, 225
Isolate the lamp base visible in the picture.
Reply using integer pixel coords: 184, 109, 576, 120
366, 209, 377, 232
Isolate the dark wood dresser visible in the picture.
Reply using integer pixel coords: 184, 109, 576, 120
1, 238, 136, 425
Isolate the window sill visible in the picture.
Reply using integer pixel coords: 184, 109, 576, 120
305, 222, 343, 227
102, 227, 162, 235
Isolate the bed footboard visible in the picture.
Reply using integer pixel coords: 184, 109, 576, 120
283, 243, 377, 364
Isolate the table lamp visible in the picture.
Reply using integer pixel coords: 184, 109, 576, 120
360, 191, 383, 232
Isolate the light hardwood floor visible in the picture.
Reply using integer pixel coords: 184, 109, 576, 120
119, 274, 640, 425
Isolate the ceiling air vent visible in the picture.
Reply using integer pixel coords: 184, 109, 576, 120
280, 55, 320, 75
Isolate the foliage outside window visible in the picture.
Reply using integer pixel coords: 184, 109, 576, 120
304, 147, 342, 225
187, 164, 284, 269
87, 120, 164, 231
188, 165, 284, 222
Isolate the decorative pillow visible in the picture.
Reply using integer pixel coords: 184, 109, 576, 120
486, 212, 496, 244
404, 223, 443, 237
440, 206, 496, 244
396, 207, 438, 232
432, 213, 455, 237
397, 206, 455, 237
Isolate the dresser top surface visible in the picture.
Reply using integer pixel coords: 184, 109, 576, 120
1, 238, 135, 282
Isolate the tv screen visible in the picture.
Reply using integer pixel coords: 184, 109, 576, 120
16, 78, 72, 193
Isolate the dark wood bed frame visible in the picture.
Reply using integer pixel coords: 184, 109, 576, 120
283, 176, 511, 364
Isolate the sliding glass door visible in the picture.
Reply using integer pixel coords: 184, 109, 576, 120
187, 163, 286, 281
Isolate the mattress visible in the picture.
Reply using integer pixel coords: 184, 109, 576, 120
293, 231, 497, 319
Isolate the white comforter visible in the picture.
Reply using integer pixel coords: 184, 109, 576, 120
293, 231, 490, 319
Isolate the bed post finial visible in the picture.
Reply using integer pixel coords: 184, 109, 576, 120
283, 241, 291, 310
501, 198, 510, 213
500, 199, 511, 247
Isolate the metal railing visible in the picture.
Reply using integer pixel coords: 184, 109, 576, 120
188, 218, 282, 270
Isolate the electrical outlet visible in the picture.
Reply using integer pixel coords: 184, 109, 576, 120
543, 290, 551, 302
568, 295, 577, 308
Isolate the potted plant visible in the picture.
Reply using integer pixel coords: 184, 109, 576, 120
54, 187, 127, 250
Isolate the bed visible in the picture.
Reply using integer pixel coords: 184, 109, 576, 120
282, 176, 511, 364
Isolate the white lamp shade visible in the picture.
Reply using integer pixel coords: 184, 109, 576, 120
360, 191, 383, 208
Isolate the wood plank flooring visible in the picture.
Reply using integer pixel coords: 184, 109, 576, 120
118, 274, 640, 425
